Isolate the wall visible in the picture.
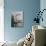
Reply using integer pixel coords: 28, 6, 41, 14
40, 0, 46, 27
0, 7, 4, 42
4, 0, 40, 42
0, 0, 4, 42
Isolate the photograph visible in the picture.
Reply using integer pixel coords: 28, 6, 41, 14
11, 11, 24, 27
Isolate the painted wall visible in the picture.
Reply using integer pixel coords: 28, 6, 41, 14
4, 0, 40, 42
40, 0, 46, 27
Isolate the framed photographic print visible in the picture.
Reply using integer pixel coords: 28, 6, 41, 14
11, 11, 24, 27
